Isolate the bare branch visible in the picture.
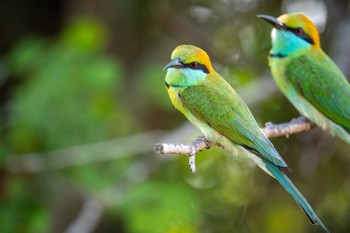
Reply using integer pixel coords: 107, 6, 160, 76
155, 136, 213, 173
262, 116, 315, 138
154, 116, 314, 173
154, 136, 213, 156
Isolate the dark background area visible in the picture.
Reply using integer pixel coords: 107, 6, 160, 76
0, 0, 349, 232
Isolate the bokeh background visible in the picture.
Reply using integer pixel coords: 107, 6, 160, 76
0, 0, 349, 232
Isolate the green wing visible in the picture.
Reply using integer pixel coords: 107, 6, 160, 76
286, 51, 350, 131
180, 79, 287, 168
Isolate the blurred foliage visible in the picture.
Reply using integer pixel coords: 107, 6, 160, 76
0, 0, 350, 233
119, 181, 198, 233
5, 17, 134, 153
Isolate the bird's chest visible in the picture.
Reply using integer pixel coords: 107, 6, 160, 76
269, 57, 291, 93
167, 86, 187, 114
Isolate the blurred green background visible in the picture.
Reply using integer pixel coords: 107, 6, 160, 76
0, 0, 349, 232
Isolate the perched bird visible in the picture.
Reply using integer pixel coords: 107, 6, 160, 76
164, 45, 329, 232
258, 13, 350, 144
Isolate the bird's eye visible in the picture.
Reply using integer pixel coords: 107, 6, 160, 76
190, 62, 199, 69
293, 28, 304, 37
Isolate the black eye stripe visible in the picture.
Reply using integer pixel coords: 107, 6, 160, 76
286, 26, 315, 45
185, 62, 209, 74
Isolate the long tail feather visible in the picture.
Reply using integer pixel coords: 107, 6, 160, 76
266, 162, 330, 233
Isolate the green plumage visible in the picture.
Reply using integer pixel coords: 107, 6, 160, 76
262, 13, 350, 144
164, 45, 329, 232
179, 76, 287, 167
284, 50, 350, 130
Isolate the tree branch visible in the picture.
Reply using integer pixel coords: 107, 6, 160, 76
262, 116, 314, 138
154, 116, 314, 173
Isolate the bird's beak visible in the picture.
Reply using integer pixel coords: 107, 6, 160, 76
257, 15, 287, 30
163, 58, 184, 70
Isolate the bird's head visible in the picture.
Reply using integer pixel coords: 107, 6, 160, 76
164, 45, 213, 74
257, 13, 320, 56
164, 45, 214, 87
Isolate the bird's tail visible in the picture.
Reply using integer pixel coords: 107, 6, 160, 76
266, 162, 330, 233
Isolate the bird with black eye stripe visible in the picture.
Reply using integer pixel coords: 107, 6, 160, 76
163, 44, 330, 233
258, 13, 350, 144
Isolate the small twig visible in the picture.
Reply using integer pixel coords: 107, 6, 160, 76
154, 116, 314, 173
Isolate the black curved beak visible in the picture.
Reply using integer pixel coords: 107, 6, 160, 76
257, 15, 287, 30
163, 58, 184, 70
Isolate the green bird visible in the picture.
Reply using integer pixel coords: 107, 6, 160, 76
164, 45, 329, 232
258, 13, 350, 144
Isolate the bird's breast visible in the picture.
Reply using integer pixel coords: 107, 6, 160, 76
167, 86, 187, 115
268, 56, 291, 93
